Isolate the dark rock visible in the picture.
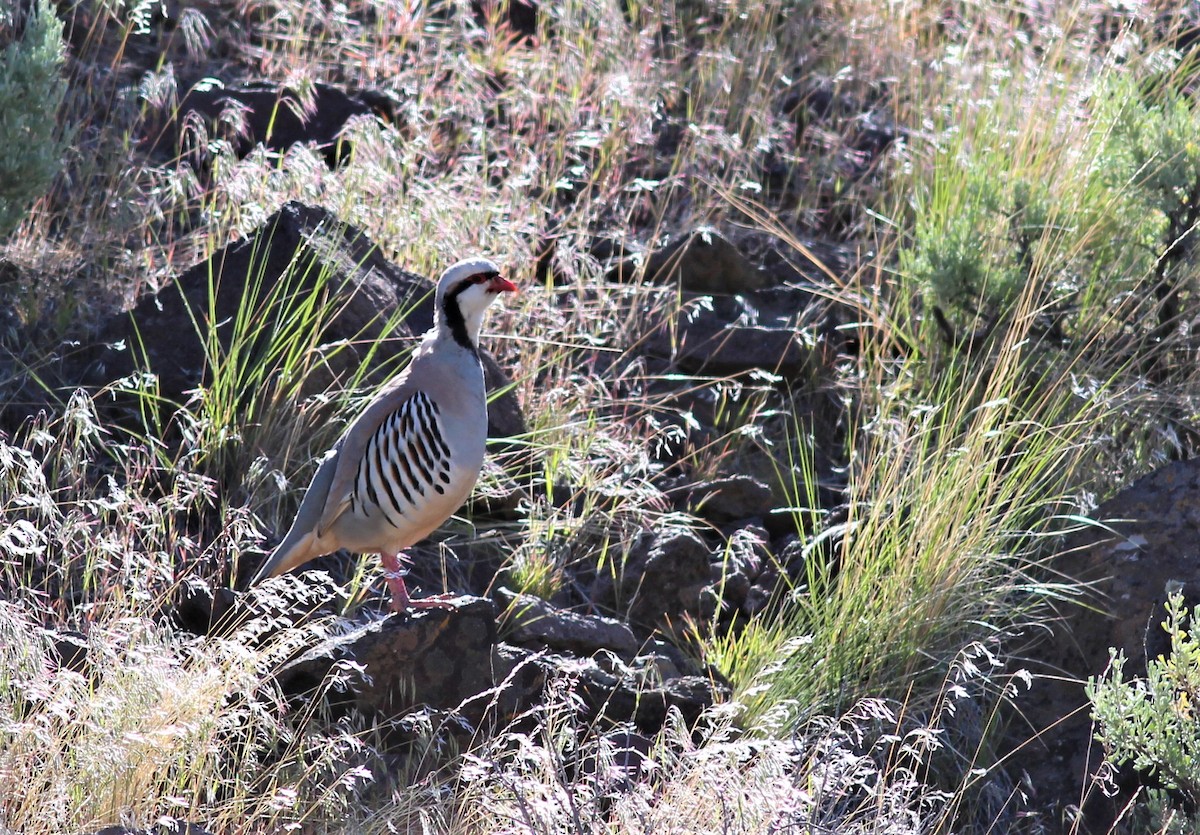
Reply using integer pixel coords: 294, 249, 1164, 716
670, 475, 775, 523
642, 295, 815, 379
674, 323, 813, 379
145, 80, 398, 168
711, 557, 751, 606
464, 470, 529, 519
227, 583, 723, 742
744, 564, 781, 616
583, 666, 723, 731
781, 76, 902, 158
728, 525, 770, 577
771, 503, 848, 584
499, 588, 641, 658
764, 506, 810, 540
1017, 458, 1200, 832
277, 596, 498, 720
45, 629, 90, 677
471, 0, 540, 38
589, 235, 641, 274
606, 229, 767, 292
593, 526, 711, 632
754, 235, 859, 288
632, 645, 686, 682
404, 532, 511, 603
697, 583, 721, 622
579, 729, 654, 793
710, 525, 771, 611
492, 647, 729, 733
645, 228, 766, 293
172, 575, 238, 636
751, 285, 826, 327
75, 201, 524, 442
776, 534, 808, 581
641, 637, 703, 678
489, 642, 550, 721
352, 598, 498, 718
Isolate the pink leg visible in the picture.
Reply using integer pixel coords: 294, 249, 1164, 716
380, 552, 412, 611
379, 552, 457, 612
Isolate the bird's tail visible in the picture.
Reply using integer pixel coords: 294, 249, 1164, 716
252, 447, 341, 585
251, 529, 317, 585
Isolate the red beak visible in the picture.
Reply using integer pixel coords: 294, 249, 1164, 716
489, 274, 519, 294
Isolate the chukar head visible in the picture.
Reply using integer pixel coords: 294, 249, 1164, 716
436, 257, 518, 349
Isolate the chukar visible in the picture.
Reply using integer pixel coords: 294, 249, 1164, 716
253, 257, 517, 610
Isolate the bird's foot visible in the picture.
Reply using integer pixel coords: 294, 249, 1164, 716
380, 552, 457, 613
398, 592, 459, 612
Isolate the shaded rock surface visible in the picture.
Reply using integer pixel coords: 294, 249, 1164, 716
470, 0, 540, 38
277, 596, 499, 720
631, 262, 831, 381
781, 76, 903, 159
45, 628, 90, 678
671, 475, 776, 523
171, 570, 350, 637
644, 227, 768, 293
253, 588, 728, 737
499, 587, 641, 658
673, 323, 813, 379
490, 642, 729, 733
1018, 458, 1200, 832
710, 524, 777, 618
591, 525, 712, 633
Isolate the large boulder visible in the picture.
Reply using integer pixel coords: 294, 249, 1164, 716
255, 587, 728, 737
669, 475, 775, 524
499, 588, 641, 658
645, 228, 767, 293
490, 643, 730, 732
641, 289, 817, 381
275, 596, 499, 721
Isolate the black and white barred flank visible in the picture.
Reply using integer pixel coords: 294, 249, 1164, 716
351, 390, 454, 527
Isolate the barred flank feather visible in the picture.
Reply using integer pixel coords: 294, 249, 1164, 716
351, 391, 453, 527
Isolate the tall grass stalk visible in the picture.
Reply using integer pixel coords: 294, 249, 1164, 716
715, 173, 1141, 730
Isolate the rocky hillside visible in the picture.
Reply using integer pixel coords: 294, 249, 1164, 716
4, 1, 1200, 834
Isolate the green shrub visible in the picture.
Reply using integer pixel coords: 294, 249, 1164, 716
0, 0, 68, 239
1091, 71, 1200, 362
901, 163, 1030, 319
1088, 592, 1200, 831
899, 65, 1198, 352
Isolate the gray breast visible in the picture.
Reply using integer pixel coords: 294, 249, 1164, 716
350, 390, 454, 528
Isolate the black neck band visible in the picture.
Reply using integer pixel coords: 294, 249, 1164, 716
442, 282, 478, 354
